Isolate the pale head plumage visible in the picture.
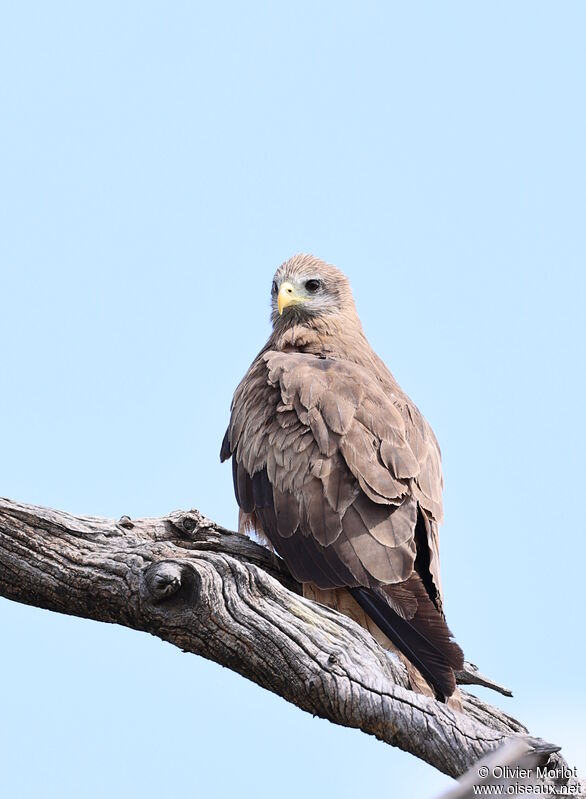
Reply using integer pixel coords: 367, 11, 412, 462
270, 253, 357, 329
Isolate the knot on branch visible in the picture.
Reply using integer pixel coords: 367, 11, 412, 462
165, 511, 205, 541
144, 561, 191, 603
182, 515, 196, 534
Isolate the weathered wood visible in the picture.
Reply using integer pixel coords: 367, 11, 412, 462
0, 498, 582, 792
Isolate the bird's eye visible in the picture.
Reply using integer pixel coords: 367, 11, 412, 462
271, 280, 278, 294
305, 279, 321, 293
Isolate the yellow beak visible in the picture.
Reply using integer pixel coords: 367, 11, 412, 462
277, 281, 304, 315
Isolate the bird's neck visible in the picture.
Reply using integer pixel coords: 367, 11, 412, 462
268, 311, 385, 373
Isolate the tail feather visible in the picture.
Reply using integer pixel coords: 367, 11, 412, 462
349, 585, 463, 701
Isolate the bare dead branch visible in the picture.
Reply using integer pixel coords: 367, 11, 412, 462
0, 498, 582, 792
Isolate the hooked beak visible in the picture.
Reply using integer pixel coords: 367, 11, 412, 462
277, 281, 305, 315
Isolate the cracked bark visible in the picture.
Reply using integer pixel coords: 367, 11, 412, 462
0, 498, 582, 793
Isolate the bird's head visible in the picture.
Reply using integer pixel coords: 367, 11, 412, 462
270, 254, 356, 329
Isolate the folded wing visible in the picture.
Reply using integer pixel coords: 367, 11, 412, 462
221, 350, 463, 699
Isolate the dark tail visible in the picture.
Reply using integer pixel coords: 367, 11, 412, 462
349, 585, 463, 701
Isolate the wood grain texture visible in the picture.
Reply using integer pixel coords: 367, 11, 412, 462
0, 497, 582, 792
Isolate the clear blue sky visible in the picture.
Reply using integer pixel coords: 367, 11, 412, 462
1, 2, 584, 797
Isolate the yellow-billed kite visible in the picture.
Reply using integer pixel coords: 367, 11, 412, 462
221, 254, 463, 700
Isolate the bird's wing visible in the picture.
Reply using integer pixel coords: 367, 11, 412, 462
221, 350, 463, 697
223, 351, 441, 600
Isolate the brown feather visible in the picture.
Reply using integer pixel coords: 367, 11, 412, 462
353, 493, 416, 549
300, 477, 343, 546
339, 507, 416, 586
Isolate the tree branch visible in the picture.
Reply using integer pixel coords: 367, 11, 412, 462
0, 498, 581, 792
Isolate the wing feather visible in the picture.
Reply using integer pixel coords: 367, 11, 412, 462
353, 493, 417, 549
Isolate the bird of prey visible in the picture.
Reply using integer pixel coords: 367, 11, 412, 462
220, 254, 464, 701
